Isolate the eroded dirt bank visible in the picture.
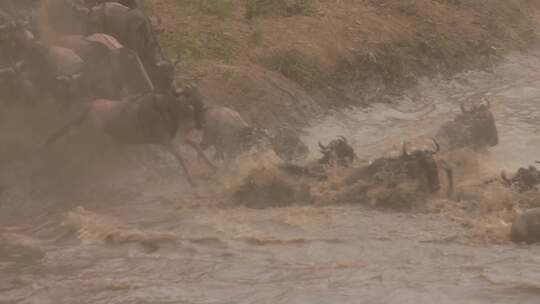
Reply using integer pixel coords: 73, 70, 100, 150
150, 0, 540, 128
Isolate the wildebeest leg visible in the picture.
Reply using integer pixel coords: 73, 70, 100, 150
162, 142, 197, 187
214, 149, 225, 161
184, 139, 217, 171
439, 160, 454, 198
197, 132, 213, 163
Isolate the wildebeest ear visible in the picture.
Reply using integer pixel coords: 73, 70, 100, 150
501, 171, 511, 185
402, 141, 409, 157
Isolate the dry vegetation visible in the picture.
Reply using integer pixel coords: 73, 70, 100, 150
146, 0, 540, 128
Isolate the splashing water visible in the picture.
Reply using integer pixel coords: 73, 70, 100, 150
3, 51, 540, 304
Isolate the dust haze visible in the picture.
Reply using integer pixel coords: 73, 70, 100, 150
2, 1, 540, 304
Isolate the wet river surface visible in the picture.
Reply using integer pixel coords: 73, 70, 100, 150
2, 50, 540, 303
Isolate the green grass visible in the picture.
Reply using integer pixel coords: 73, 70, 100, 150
262, 49, 322, 88
245, 0, 317, 20
198, 0, 235, 18
161, 28, 240, 65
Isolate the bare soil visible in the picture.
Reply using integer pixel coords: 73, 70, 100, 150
149, 0, 540, 129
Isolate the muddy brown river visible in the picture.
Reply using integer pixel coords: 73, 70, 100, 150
2, 50, 540, 303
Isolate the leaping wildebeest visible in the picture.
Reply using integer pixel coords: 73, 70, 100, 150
318, 136, 358, 167
179, 84, 264, 161
45, 91, 217, 187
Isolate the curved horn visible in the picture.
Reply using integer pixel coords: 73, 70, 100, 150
432, 139, 440, 155
460, 102, 467, 114
501, 171, 511, 186
318, 141, 328, 151
338, 135, 348, 143
402, 141, 408, 157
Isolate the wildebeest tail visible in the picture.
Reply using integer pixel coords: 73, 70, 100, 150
44, 107, 91, 146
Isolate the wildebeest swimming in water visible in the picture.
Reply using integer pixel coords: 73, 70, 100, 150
45, 91, 216, 187
269, 127, 309, 162
334, 140, 453, 210
511, 208, 540, 244
435, 99, 498, 151
278, 135, 358, 180
318, 136, 358, 167
501, 164, 540, 193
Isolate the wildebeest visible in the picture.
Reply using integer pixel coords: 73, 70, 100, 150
277, 135, 358, 180
45, 91, 216, 187
435, 99, 498, 150
69, 2, 173, 88
178, 85, 256, 160
269, 127, 309, 162
21, 42, 85, 108
56, 33, 155, 100
336, 140, 453, 209
511, 208, 540, 244
501, 165, 540, 193
199, 106, 251, 160
46, 0, 89, 35
318, 136, 358, 167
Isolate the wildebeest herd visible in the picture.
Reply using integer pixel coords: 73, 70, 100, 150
1, 0, 256, 187
1, 1, 540, 244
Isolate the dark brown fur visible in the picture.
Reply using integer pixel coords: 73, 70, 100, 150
501, 165, 540, 193
45, 91, 215, 187
435, 100, 498, 150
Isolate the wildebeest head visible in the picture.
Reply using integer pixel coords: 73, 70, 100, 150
177, 83, 205, 130
148, 50, 179, 90
402, 140, 441, 192
501, 165, 540, 193
271, 127, 309, 162
318, 136, 358, 167
458, 99, 498, 147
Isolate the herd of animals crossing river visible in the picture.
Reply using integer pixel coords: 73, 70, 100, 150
3, 0, 540, 285
0, 0, 540, 240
